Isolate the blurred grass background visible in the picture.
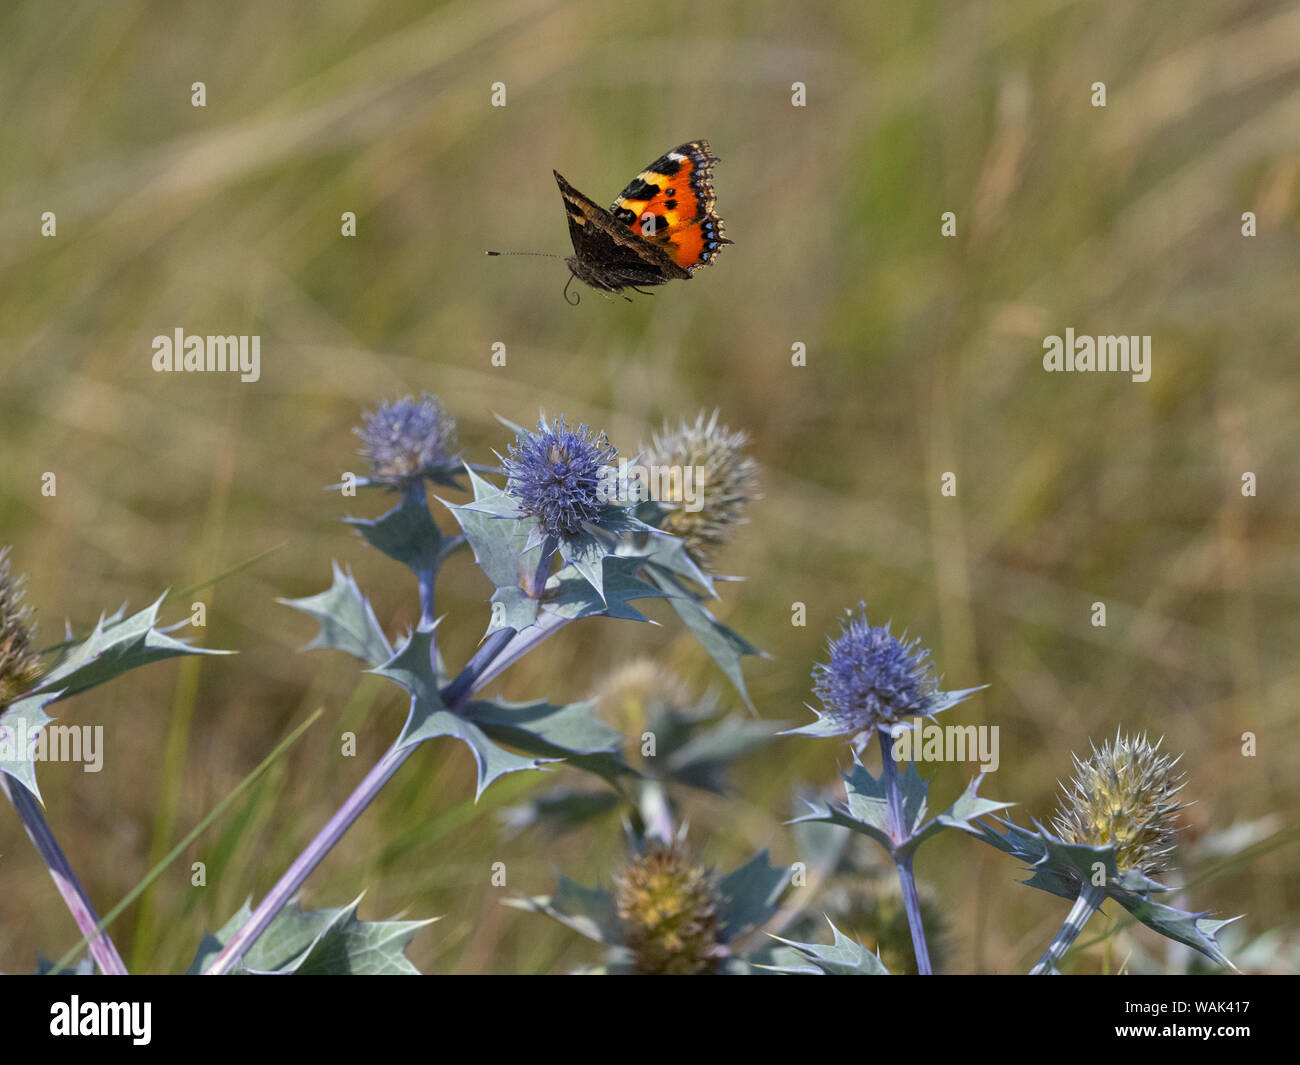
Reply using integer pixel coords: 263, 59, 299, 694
1, 0, 1297, 974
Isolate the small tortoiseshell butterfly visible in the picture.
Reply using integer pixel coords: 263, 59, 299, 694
490, 141, 731, 303
556, 140, 731, 299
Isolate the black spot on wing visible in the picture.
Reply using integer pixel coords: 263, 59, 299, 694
618, 177, 662, 202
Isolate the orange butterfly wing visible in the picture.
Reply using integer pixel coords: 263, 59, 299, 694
608, 140, 731, 272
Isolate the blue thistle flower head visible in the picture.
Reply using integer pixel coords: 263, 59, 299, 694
503, 415, 618, 537
786, 603, 983, 742
356, 393, 457, 486
811, 608, 938, 735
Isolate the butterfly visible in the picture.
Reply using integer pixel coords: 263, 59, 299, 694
553, 140, 732, 301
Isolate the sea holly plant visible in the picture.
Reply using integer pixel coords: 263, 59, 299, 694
446, 410, 763, 704
973, 731, 1240, 974
487, 416, 769, 860
782, 605, 1002, 975
0, 546, 230, 974
508, 836, 789, 974
199, 395, 763, 975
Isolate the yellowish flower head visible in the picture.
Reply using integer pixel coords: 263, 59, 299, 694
1051, 732, 1186, 877
614, 843, 722, 974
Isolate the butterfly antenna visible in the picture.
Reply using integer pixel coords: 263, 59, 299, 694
484, 250, 564, 258
562, 272, 581, 306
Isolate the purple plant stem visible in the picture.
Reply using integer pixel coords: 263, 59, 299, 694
877, 725, 933, 975
1031, 884, 1104, 974
470, 609, 572, 692
406, 481, 439, 630
2, 776, 128, 974
526, 538, 556, 599
417, 567, 436, 626
638, 780, 675, 844
202, 624, 527, 975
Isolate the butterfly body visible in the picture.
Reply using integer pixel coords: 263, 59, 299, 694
556, 140, 731, 296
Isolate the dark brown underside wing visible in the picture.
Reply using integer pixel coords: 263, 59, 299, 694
555, 171, 690, 290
